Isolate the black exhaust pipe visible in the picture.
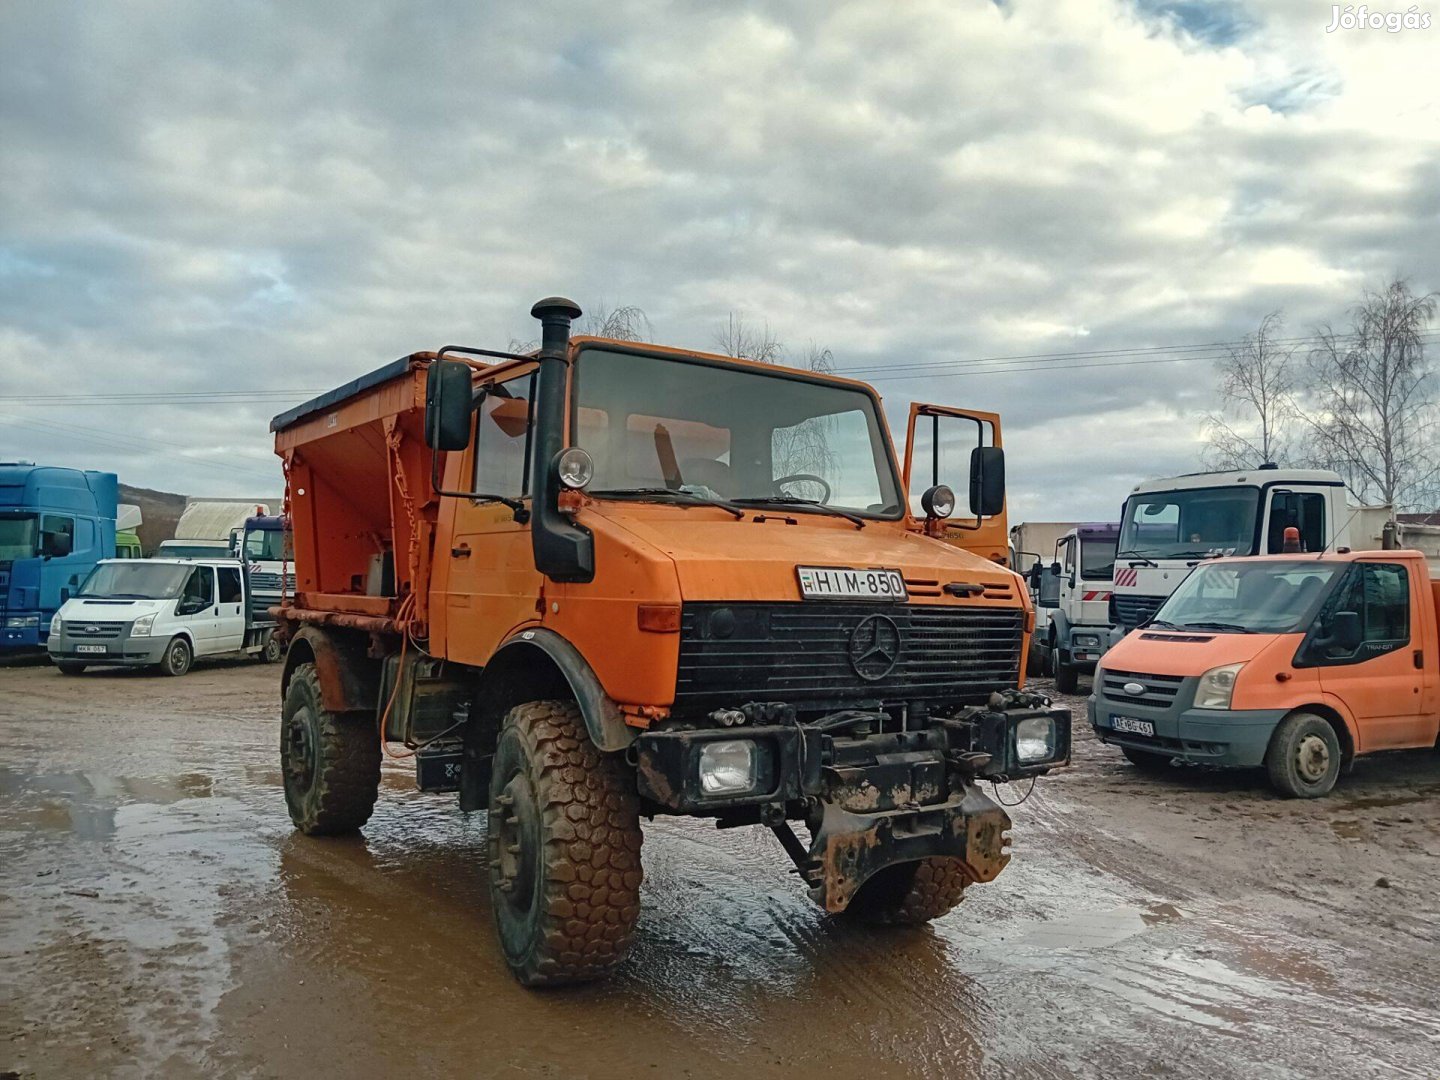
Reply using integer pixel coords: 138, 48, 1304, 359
529, 297, 594, 583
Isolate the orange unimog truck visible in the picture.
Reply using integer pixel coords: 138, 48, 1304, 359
270, 297, 1070, 985
1091, 549, 1440, 797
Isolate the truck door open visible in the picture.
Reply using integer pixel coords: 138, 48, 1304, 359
902, 404, 1008, 563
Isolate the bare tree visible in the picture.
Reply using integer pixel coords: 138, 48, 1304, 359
713, 312, 784, 365
582, 303, 651, 342
1302, 279, 1438, 510
1202, 311, 1299, 469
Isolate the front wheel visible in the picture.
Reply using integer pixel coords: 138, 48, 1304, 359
488, 700, 643, 986
158, 637, 193, 677
1265, 712, 1341, 798
1121, 745, 1173, 773
1054, 660, 1079, 694
842, 857, 969, 925
54, 661, 87, 676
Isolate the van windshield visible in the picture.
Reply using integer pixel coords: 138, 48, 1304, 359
572, 349, 904, 519
1118, 487, 1259, 560
1153, 561, 1341, 634
0, 514, 38, 561
79, 562, 192, 600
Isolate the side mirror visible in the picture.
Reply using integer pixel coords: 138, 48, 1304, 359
1331, 610, 1362, 653
425, 359, 474, 451
1050, 561, 1062, 576
968, 446, 1004, 517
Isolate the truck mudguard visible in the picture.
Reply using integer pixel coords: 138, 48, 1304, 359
281, 624, 382, 715
480, 627, 633, 753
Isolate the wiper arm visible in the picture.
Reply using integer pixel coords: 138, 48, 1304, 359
1177, 621, 1255, 634
1115, 550, 1158, 567
731, 496, 866, 529
589, 487, 746, 520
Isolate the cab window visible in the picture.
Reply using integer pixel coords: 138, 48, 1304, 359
474, 372, 536, 497
1312, 563, 1410, 662
1267, 492, 1326, 553
180, 567, 215, 613
40, 515, 74, 557
217, 566, 243, 604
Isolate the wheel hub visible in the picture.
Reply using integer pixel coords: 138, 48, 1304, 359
1295, 733, 1331, 783
285, 712, 316, 790
491, 775, 539, 911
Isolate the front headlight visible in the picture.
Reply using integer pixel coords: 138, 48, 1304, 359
1073, 633, 1101, 647
1016, 715, 1057, 763
50, 613, 63, 635
1194, 662, 1245, 710
131, 613, 157, 638
6, 615, 39, 629
697, 740, 758, 795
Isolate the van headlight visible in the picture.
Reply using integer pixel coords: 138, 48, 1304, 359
1194, 662, 1244, 710
1015, 715, 1057, 763
697, 740, 758, 795
131, 613, 157, 638
50, 613, 63, 635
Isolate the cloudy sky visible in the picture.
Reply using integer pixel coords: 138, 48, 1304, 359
2, 0, 1437, 521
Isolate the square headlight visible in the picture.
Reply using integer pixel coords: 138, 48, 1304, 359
1015, 716, 1056, 763
697, 740, 758, 795
1073, 633, 1100, 647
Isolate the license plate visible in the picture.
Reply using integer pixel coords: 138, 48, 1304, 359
75, 644, 107, 655
797, 566, 907, 601
1112, 715, 1154, 737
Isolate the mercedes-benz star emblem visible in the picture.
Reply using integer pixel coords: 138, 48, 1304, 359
1123, 681, 1146, 696
848, 614, 901, 681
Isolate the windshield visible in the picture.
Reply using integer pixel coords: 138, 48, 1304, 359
1118, 486, 1259, 560
0, 514, 38, 561
79, 562, 192, 600
1080, 538, 1116, 580
573, 349, 903, 518
244, 528, 287, 561
1154, 560, 1341, 633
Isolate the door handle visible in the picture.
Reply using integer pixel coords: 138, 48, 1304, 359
451, 545, 471, 558
1415, 649, 1424, 670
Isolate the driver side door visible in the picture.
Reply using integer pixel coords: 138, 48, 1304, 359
902, 404, 1007, 563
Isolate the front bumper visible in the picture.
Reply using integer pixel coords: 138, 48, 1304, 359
47, 626, 170, 667
1089, 693, 1285, 767
633, 697, 1069, 911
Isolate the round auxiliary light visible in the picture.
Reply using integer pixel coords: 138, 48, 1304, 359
555, 446, 595, 490
921, 484, 956, 519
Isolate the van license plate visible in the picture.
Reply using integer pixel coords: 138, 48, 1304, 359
76, 644, 107, 655
797, 566, 907, 601
1112, 715, 1154, 737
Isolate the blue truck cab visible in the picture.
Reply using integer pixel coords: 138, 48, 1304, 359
0, 463, 118, 651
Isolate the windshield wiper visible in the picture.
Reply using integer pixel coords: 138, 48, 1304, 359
1175, 621, 1256, 634
589, 487, 746, 520
1115, 549, 1158, 567
730, 496, 867, 529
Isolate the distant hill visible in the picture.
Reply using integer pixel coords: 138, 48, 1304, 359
118, 483, 187, 555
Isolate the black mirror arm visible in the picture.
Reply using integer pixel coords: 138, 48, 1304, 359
429, 451, 531, 524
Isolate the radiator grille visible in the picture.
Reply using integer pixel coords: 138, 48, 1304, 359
249, 571, 292, 593
1113, 593, 1165, 630
676, 602, 1023, 710
1100, 668, 1186, 708
66, 621, 126, 640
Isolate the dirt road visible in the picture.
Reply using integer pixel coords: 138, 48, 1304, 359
2, 662, 1437, 1079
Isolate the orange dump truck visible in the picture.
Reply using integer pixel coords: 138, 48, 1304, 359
270, 297, 1069, 985
1091, 549, 1440, 797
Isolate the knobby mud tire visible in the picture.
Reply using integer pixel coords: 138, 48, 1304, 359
488, 700, 643, 987
843, 856, 969, 926
281, 662, 381, 835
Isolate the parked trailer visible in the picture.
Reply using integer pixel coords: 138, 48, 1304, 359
271, 296, 1070, 986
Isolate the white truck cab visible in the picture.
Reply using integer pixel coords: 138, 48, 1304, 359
47, 558, 280, 676
1110, 466, 1353, 632
1029, 523, 1120, 692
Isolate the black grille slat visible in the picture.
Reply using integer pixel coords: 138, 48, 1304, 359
66, 621, 126, 640
1113, 594, 1165, 630
1101, 668, 1186, 708
676, 602, 1023, 709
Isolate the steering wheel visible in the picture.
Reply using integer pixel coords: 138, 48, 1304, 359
773, 473, 832, 504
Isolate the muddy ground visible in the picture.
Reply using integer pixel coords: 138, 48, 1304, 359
2, 660, 1437, 1080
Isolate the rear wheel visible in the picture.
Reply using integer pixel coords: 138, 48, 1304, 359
54, 661, 87, 676
1121, 745, 1173, 772
842, 857, 969, 925
1265, 712, 1341, 798
258, 634, 283, 664
158, 637, 193, 677
488, 700, 643, 986
281, 662, 381, 834
1054, 661, 1079, 694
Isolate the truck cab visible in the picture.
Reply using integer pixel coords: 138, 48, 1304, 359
270, 296, 1070, 986
1031, 523, 1120, 693
1110, 466, 1352, 633
47, 557, 280, 675
1091, 549, 1440, 797
240, 514, 291, 611
0, 464, 117, 652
